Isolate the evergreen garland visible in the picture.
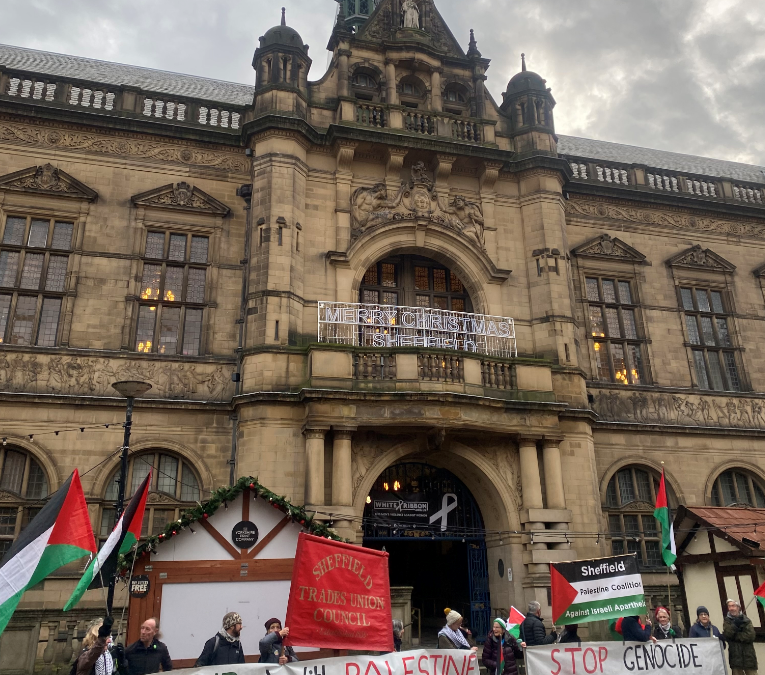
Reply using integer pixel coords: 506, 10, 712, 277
120, 476, 346, 572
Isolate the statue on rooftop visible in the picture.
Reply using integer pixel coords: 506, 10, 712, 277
402, 0, 420, 29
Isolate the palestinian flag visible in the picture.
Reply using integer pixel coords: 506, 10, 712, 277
550, 554, 646, 625
0, 470, 95, 634
653, 469, 677, 568
64, 470, 151, 611
755, 580, 765, 609
507, 606, 525, 640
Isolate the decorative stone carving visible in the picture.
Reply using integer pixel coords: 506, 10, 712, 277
131, 182, 230, 215
571, 233, 647, 263
351, 432, 405, 500
0, 353, 234, 401
0, 490, 19, 502
147, 491, 179, 504
402, 0, 420, 28
590, 388, 765, 430
350, 162, 486, 250
0, 120, 249, 174
566, 197, 765, 240
0, 163, 98, 201
667, 245, 735, 272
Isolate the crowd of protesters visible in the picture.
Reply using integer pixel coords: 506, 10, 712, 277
74, 598, 749, 675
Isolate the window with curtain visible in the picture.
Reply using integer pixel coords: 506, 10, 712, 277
101, 451, 201, 542
0, 215, 73, 346
604, 466, 677, 569
0, 447, 49, 558
135, 230, 209, 356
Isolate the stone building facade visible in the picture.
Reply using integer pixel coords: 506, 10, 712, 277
1, 0, 765, 669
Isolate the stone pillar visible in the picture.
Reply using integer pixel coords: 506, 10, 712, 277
385, 61, 398, 105
304, 428, 327, 506
335, 141, 357, 251
332, 429, 354, 507
430, 69, 442, 112
338, 50, 351, 98
542, 438, 566, 510
519, 438, 543, 510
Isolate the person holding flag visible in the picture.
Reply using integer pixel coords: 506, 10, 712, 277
0, 470, 96, 636
64, 471, 152, 612
653, 466, 677, 569
481, 618, 525, 675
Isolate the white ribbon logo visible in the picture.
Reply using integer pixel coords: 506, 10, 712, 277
429, 493, 458, 531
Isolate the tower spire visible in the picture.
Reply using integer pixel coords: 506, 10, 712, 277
521, 53, 526, 72
281, 7, 286, 26
467, 29, 481, 58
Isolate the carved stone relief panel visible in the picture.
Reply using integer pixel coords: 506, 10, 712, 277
590, 387, 765, 430
0, 353, 234, 401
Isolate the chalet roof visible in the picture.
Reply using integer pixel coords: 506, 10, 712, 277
675, 505, 765, 555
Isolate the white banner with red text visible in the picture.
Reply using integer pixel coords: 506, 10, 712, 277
524, 638, 726, 675
172, 649, 480, 675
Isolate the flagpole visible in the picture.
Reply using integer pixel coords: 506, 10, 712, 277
108, 382, 151, 615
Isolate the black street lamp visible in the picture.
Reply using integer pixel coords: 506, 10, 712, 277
107, 380, 151, 613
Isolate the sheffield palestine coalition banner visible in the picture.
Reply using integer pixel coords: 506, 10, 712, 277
285, 533, 393, 651
525, 639, 726, 675
551, 554, 646, 624
172, 649, 479, 675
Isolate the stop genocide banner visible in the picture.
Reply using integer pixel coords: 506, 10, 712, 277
525, 639, 726, 675
285, 532, 393, 651
551, 553, 646, 624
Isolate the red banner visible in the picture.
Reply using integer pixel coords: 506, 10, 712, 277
285, 532, 393, 651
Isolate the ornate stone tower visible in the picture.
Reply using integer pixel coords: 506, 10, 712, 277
252, 8, 311, 95
500, 54, 557, 155
335, 0, 378, 32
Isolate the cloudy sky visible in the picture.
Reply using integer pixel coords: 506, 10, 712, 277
2, 0, 764, 165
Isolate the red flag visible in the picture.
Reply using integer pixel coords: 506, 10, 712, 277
285, 533, 393, 651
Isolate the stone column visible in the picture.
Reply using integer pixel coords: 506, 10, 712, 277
430, 69, 442, 112
542, 438, 566, 510
385, 61, 398, 105
519, 437, 547, 574
332, 429, 354, 507
304, 428, 327, 506
338, 50, 351, 98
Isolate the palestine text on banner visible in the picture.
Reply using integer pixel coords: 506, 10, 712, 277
284, 532, 393, 652
551, 554, 646, 625
524, 638, 726, 675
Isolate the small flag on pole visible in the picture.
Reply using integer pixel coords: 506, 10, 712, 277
0, 470, 95, 635
64, 470, 151, 611
653, 469, 677, 568
507, 606, 525, 640
754, 580, 765, 609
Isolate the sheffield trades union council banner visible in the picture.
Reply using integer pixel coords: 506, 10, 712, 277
551, 554, 646, 625
318, 301, 517, 358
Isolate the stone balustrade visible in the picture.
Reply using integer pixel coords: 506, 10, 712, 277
0, 67, 245, 133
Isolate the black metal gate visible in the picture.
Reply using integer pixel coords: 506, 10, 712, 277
362, 462, 491, 641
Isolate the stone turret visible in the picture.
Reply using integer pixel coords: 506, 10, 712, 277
252, 8, 311, 94
500, 54, 556, 154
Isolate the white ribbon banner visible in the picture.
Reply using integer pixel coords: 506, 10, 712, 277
525, 638, 726, 675
173, 649, 480, 675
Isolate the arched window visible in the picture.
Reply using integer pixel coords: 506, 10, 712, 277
101, 451, 201, 542
0, 447, 49, 557
360, 255, 472, 312
352, 73, 376, 89
604, 466, 677, 569
711, 469, 765, 507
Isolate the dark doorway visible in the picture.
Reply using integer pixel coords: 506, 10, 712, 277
365, 539, 471, 645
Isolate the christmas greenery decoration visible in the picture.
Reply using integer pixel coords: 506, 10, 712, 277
120, 476, 346, 572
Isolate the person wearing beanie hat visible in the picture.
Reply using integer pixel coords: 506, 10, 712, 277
689, 606, 724, 644
438, 610, 477, 651
195, 612, 246, 667
259, 618, 298, 665
482, 618, 524, 675
653, 606, 683, 640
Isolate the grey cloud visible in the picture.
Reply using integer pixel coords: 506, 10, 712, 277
1, 0, 762, 165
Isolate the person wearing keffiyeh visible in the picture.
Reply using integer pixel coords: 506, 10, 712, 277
437, 610, 477, 651
482, 619, 525, 675
75, 617, 115, 675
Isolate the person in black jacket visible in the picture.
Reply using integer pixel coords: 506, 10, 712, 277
558, 624, 579, 644
520, 602, 557, 646
124, 618, 172, 675
620, 616, 655, 643
195, 612, 246, 667
259, 618, 298, 665
688, 606, 725, 646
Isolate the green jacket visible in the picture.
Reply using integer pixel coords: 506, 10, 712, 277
723, 613, 758, 671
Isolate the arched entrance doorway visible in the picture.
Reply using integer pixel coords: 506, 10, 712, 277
362, 462, 491, 644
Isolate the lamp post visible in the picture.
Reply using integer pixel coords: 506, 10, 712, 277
107, 380, 152, 614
